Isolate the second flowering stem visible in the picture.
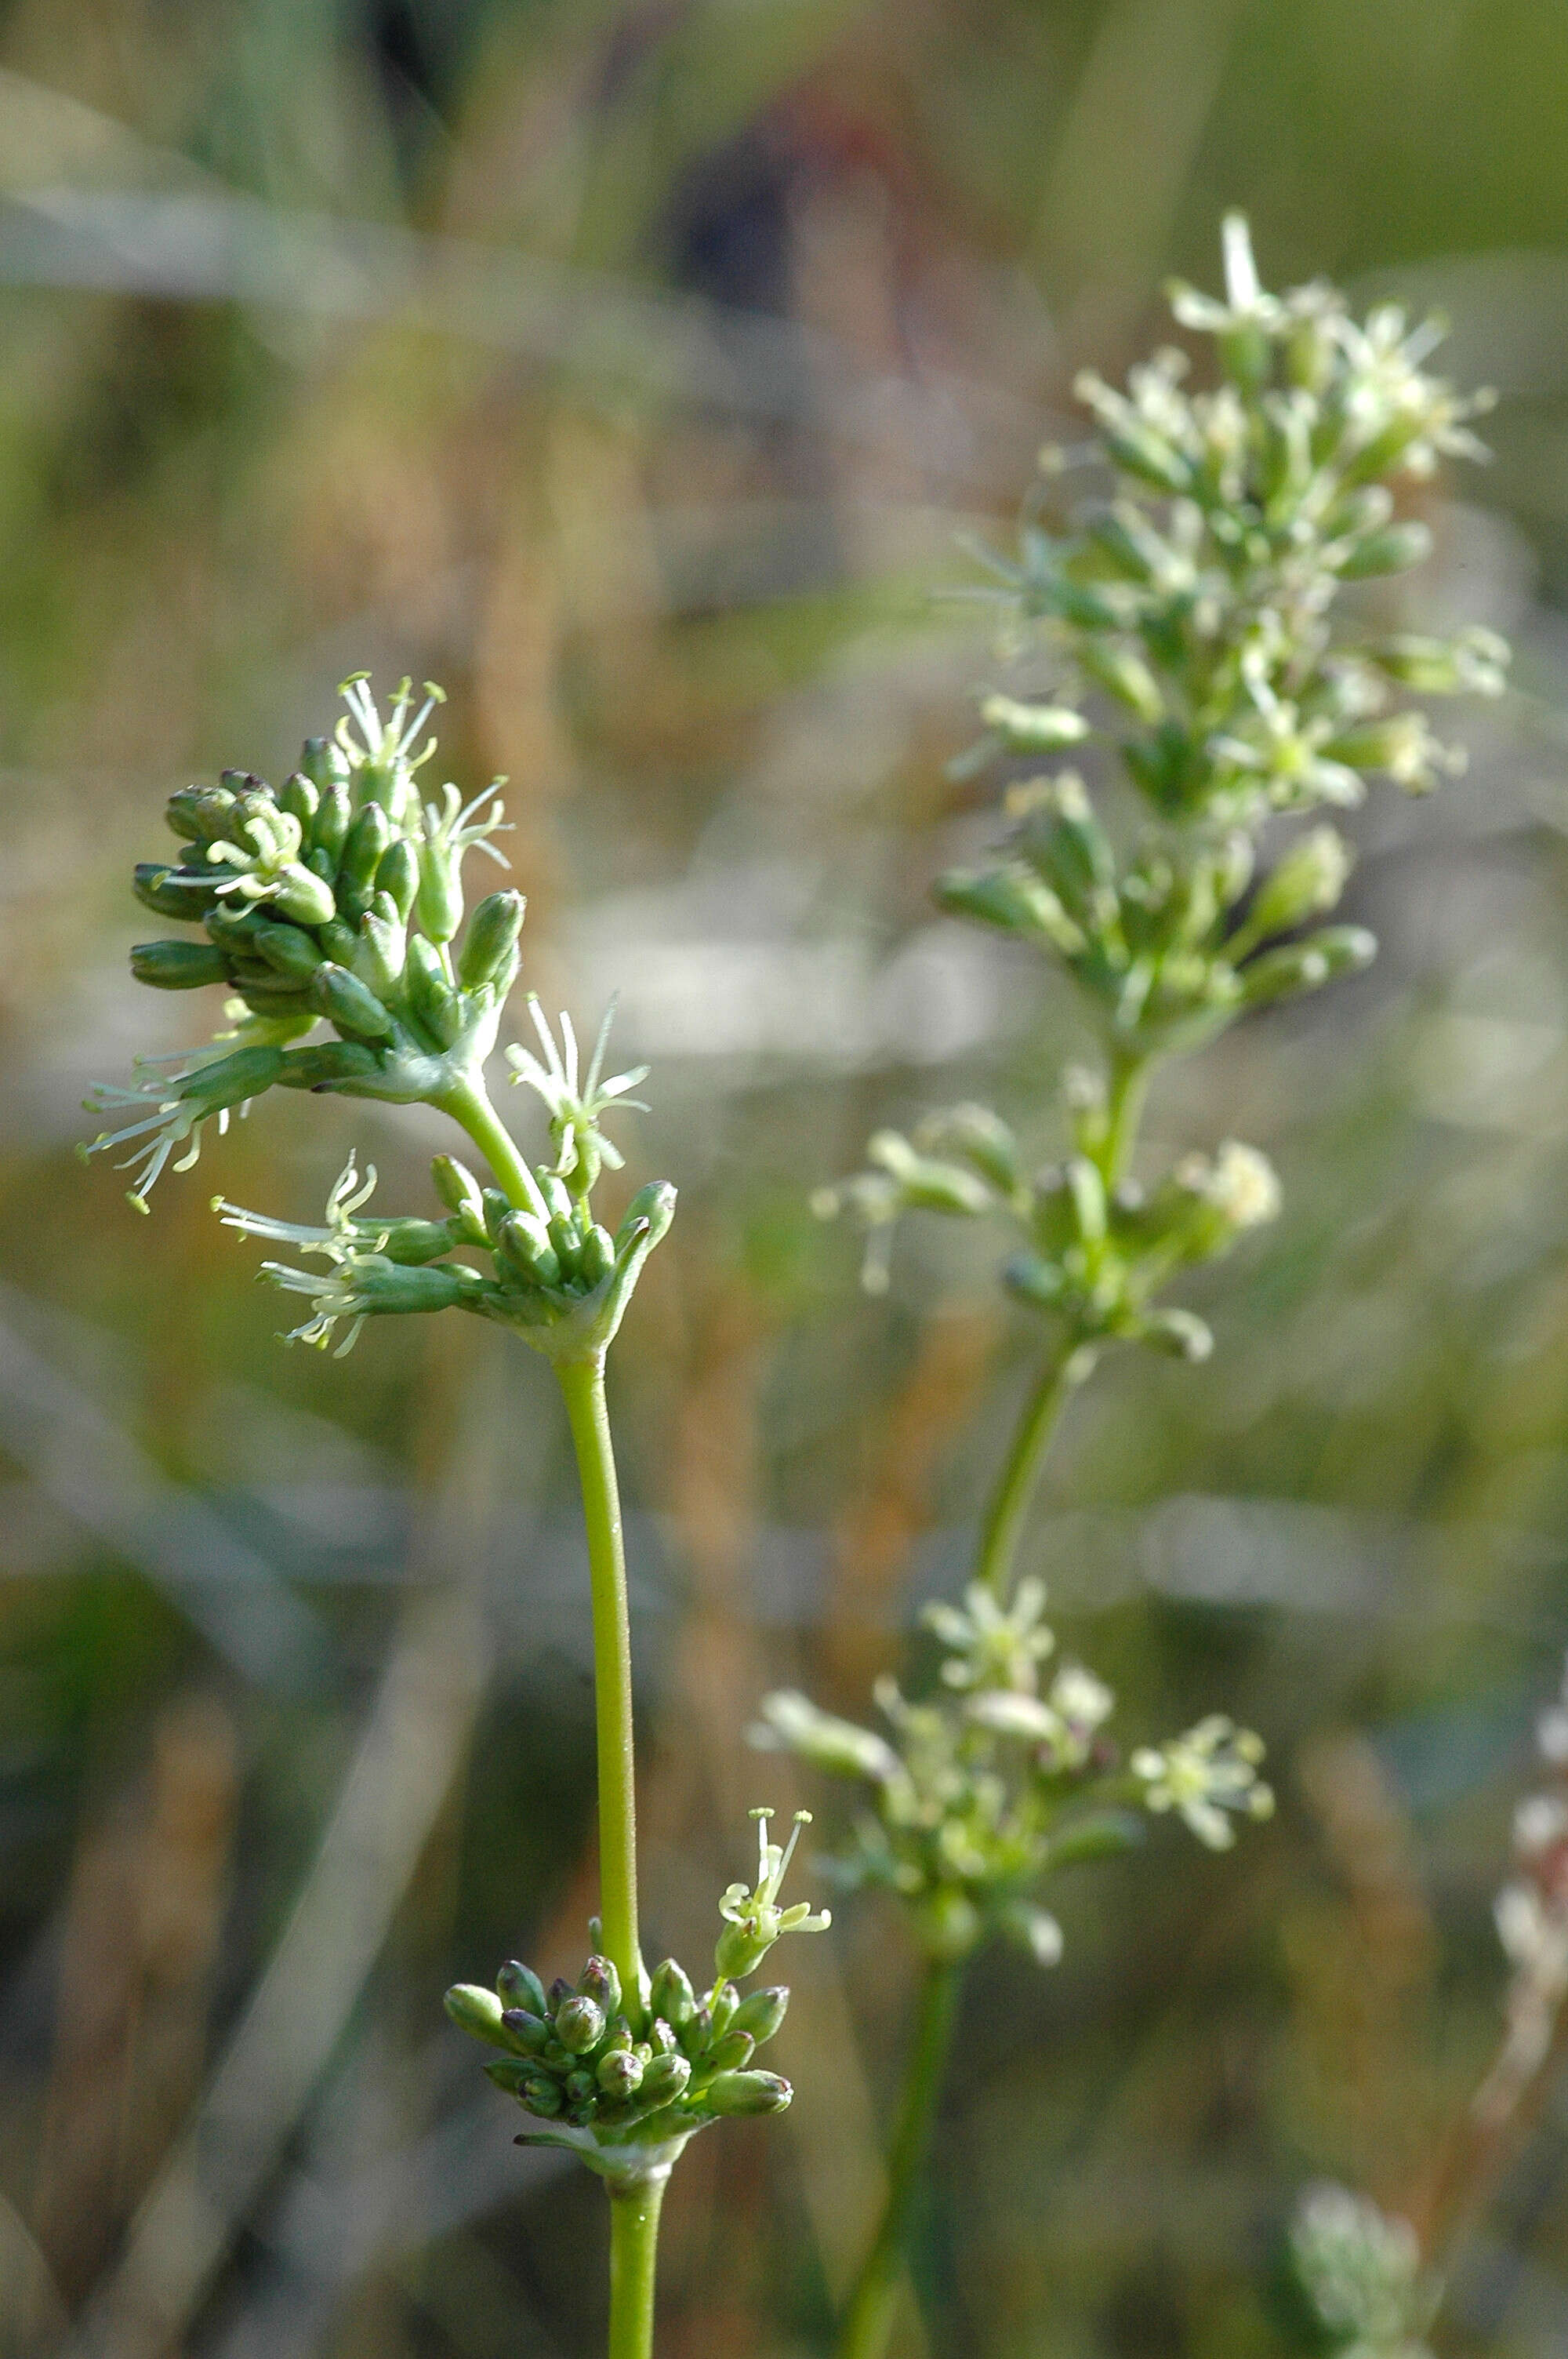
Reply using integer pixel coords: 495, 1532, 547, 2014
559, 1351, 643, 2003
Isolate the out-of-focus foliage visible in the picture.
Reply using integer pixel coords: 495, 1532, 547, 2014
5, 4, 1568, 2356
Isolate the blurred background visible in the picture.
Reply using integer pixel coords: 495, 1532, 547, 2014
3, 2, 1568, 2353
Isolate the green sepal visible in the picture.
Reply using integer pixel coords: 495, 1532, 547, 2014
376, 837, 421, 922
704, 2070, 791, 2117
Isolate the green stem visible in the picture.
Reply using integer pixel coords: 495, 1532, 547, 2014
441, 1070, 552, 1223
837, 1961, 964, 2359
973, 1339, 1085, 1601
608, 2174, 666, 2359
557, 1353, 641, 2003
1102, 1048, 1150, 1189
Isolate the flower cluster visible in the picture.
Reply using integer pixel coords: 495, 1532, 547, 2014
755, 1579, 1269, 1965
1287, 2183, 1436, 2359
972, 212, 1506, 831
818, 1079, 1279, 1358
83, 678, 517, 1207
216, 1143, 673, 1365
82, 678, 676, 1364
445, 1812, 827, 2183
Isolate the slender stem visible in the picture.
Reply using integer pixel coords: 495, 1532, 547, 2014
441, 1070, 552, 1222
608, 2174, 667, 2359
837, 1961, 964, 2359
973, 1340, 1085, 1601
557, 1353, 641, 2001
1102, 1048, 1150, 1189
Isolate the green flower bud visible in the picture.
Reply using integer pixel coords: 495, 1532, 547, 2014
500, 2008, 552, 2055
1240, 924, 1376, 1006
1337, 521, 1432, 579
677, 2005, 712, 2062
649, 1958, 697, 2030
339, 801, 393, 900
354, 903, 406, 1001
431, 1154, 487, 1233
1077, 639, 1165, 723
298, 736, 349, 796
704, 2070, 791, 2117
178, 1045, 285, 1107
310, 962, 395, 1041
278, 772, 320, 828
1241, 827, 1352, 943
481, 2056, 535, 2093
579, 1224, 615, 1285
311, 783, 352, 867
708, 1981, 739, 2038
521, 2074, 564, 2117
753, 1690, 902, 1786
933, 864, 1083, 951
579, 1954, 622, 2019
637, 2052, 691, 2107
730, 1986, 788, 2045
403, 935, 462, 1049
497, 1212, 563, 1291
370, 1218, 456, 1267
457, 889, 527, 990
167, 786, 238, 843
318, 916, 358, 966
596, 2048, 644, 2100
497, 1960, 550, 2018
204, 901, 265, 954
376, 837, 420, 922
445, 1982, 513, 2049
1012, 772, 1116, 912
563, 2067, 596, 2103
707, 2029, 756, 2073
417, 840, 465, 946
252, 921, 327, 980
555, 1995, 605, 2055
130, 940, 231, 990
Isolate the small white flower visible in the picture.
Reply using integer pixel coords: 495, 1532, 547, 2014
1133, 1715, 1272, 1850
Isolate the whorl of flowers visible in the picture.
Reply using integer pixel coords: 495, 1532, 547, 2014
444, 1812, 829, 2186
753, 1579, 1268, 1965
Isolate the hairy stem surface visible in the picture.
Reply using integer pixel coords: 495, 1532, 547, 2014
608, 2175, 667, 2359
837, 1961, 963, 2359
558, 1353, 642, 2001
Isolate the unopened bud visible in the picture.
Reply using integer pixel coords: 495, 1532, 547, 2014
649, 1958, 697, 2030
704, 2069, 791, 2117
597, 2048, 644, 2100
130, 940, 230, 990
1337, 521, 1432, 579
1242, 827, 1352, 943
310, 962, 394, 1041
445, 1983, 512, 2049
707, 2029, 756, 2073
500, 2008, 552, 2055
1240, 924, 1376, 1006
554, 1995, 605, 2055
637, 2052, 692, 2107
730, 1986, 789, 2045
457, 889, 527, 990
579, 1954, 622, 2019
376, 838, 421, 921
